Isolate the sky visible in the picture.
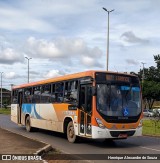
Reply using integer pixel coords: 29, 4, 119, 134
0, 0, 160, 90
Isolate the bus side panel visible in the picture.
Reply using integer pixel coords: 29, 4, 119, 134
53, 104, 78, 133
21, 103, 78, 134
37, 103, 59, 131
22, 103, 60, 132
11, 104, 18, 124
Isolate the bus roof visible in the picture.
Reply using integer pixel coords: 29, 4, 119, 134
12, 70, 137, 89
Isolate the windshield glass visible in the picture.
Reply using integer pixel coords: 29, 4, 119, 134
97, 84, 141, 117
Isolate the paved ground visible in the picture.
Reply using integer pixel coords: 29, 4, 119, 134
0, 115, 160, 163
0, 127, 45, 163
0, 120, 86, 163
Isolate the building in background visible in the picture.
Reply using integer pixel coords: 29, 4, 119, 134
0, 88, 11, 107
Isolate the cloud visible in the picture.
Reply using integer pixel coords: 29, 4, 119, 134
4, 72, 17, 79
125, 59, 139, 65
26, 37, 103, 67
2, 0, 158, 87
0, 6, 53, 33
27, 37, 62, 58
44, 69, 65, 78
0, 0, 101, 34
26, 37, 90, 58
0, 48, 23, 64
30, 71, 40, 75
81, 56, 103, 68
121, 31, 149, 44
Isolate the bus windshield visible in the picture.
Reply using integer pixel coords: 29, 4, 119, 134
97, 83, 141, 117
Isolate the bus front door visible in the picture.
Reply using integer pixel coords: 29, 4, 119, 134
17, 91, 23, 124
79, 84, 92, 136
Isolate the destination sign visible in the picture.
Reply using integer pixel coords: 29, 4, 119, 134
106, 75, 130, 82
95, 72, 134, 83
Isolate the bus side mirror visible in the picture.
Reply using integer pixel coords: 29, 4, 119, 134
92, 86, 97, 96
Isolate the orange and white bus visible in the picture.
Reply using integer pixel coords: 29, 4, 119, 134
11, 70, 142, 143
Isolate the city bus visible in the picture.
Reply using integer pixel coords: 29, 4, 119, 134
11, 70, 142, 143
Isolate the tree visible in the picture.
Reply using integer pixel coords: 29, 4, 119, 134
136, 54, 160, 109
154, 54, 160, 69
142, 81, 160, 109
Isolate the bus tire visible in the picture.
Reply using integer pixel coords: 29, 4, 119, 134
67, 121, 77, 143
25, 116, 32, 132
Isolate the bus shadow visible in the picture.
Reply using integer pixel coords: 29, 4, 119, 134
77, 137, 141, 149
19, 127, 160, 149
19, 126, 66, 139
82, 136, 160, 149
79, 138, 118, 148
37, 128, 66, 139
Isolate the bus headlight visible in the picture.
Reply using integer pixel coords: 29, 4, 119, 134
95, 118, 106, 129
138, 119, 143, 128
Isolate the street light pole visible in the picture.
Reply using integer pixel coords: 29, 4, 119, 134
103, 7, 114, 71
10, 84, 14, 103
25, 57, 32, 83
141, 62, 146, 90
0, 72, 4, 109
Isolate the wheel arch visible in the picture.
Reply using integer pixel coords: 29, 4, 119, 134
63, 116, 73, 134
25, 114, 30, 125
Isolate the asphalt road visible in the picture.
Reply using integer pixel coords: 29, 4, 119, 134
0, 114, 160, 163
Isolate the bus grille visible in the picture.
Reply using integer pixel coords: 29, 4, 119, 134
110, 131, 135, 137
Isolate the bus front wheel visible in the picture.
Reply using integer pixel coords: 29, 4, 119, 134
67, 121, 77, 143
25, 116, 32, 132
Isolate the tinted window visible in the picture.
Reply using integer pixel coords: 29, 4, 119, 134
64, 81, 78, 104
80, 86, 85, 109
41, 84, 51, 103
86, 86, 92, 113
23, 87, 32, 103
52, 82, 64, 103
97, 84, 141, 117
33, 86, 41, 103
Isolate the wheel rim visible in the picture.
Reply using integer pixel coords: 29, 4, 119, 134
69, 126, 74, 138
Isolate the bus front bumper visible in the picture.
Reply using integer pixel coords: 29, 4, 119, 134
91, 126, 142, 139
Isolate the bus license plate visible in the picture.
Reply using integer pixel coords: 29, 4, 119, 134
118, 134, 128, 138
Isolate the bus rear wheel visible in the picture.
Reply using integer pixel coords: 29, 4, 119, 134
25, 116, 32, 132
67, 121, 77, 143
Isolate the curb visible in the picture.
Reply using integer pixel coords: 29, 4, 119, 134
35, 144, 53, 156
142, 134, 160, 138
0, 127, 53, 156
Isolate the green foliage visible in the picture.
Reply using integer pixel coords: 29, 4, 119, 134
154, 54, 160, 69
143, 81, 160, 99
143, 119, 160, 136
136, 54, 160, 109
0, 108, 11, 115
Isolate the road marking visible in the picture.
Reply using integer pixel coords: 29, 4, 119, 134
140, 146, 160, 152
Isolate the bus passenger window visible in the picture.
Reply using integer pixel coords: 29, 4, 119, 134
33, 86, 41, 103
55, 83, 64, 92
41, 84, 51, 103
54, 83, 64, 103
23, 88, 32, 103
64, 81, 78, 104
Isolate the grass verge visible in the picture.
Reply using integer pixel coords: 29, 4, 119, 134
142, 119, 160, 136
0, 108, 11, 115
